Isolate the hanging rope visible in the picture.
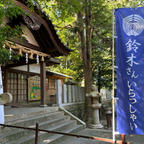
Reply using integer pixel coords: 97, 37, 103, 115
6, 41, 50, 62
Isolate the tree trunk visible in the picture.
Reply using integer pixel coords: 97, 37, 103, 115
77, 0, 93, 124
85, 0, 93, 93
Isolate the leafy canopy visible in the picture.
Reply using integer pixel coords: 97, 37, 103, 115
1, 0, 143, 88
0, 0, 24, 64
40, 0, 143, 89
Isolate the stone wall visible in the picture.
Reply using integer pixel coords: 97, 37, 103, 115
55, 80, 85, 120
63, 103, 85, 121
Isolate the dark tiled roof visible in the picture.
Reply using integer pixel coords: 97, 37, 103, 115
15, 0, 72, 57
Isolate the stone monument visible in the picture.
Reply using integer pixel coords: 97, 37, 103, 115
102, 99, 112, 128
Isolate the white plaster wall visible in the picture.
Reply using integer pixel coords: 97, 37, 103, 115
29, 64, 40, 74
12, 65, 28, 71
11, 64, 40, 74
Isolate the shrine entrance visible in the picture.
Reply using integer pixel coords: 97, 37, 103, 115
2, 67, 58, 105
2, 69, 41, 104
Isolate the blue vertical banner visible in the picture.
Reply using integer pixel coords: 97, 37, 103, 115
115, 7, 144, 134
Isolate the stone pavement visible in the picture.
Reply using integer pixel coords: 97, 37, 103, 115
3, 106, 144, 144
59, 128, 112, 144
124, 134, 144, 144
59, 128, 144, 144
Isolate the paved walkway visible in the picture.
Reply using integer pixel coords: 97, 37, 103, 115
60, 128, 112, 144
60, 128, 144, 144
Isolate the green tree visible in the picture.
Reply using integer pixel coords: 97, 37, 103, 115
41, 0, 83, 82
0, 0, 24, 64
38, 0, 142, 123
40, 0, 108, 122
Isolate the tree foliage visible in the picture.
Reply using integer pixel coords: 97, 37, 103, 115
41, 0, 112, 90
1, 0, 143, 86
0, 0, 24, 64
40, 0, 143, 90
41, 0, 83, 82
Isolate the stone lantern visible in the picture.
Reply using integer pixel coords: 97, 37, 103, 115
88, 85, 103, 129
102, 99, 112, 128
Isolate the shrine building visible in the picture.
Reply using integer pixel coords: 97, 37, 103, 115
2, 0, 72, 106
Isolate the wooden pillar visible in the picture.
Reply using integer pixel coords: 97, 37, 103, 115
40, 61, 47, 106
26, 64, 30, 103
16, 73, 18, 103
3, 70, 8, 93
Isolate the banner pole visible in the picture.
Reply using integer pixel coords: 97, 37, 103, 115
112, 9, 116, 142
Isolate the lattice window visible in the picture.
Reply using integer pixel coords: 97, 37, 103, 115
7, 72, 27, 103
48, 78, 56, 90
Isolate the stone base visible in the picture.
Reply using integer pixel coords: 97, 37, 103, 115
88, 123, 103, 129
40, 104, 48, 107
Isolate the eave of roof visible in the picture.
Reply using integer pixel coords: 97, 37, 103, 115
3, 56, 60, 68
46, 70, 72, 79
15, 0, 72, 57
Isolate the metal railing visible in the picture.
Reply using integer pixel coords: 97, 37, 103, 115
0, 123, 130, 144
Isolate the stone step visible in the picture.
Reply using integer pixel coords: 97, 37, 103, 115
9, 120, 79, 144
7, 111, 65, 126
0, 111, 65, 136
0, 115, 70, 143
0, 107, 85, 144
40, 125, 84, 144
5, 107, 59, 123
38, 120, 77, 142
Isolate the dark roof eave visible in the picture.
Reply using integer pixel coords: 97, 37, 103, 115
15, 0, 72, 56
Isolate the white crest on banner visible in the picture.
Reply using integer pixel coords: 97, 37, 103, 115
123, 14, 144, 36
